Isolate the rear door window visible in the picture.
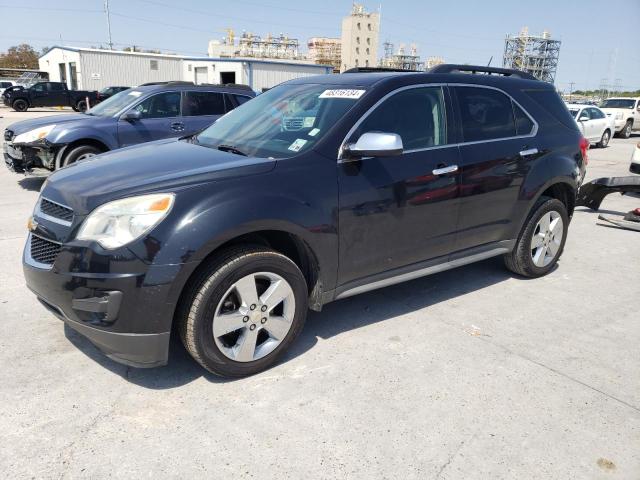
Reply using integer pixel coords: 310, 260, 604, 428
353, 86, 447, 150
183, 91, 226, 116
49, 83, 65, 92
455, 87, 516, 142
133, 91, 181, 119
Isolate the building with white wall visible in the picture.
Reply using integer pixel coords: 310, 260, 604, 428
340, 3, 380, 71
39, 46, 332, 92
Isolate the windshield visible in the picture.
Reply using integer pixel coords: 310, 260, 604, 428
87, 89, 144, 117
195, 84, 365, 158
600, 99, 635, 109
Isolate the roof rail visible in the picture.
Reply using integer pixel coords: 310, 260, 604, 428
198, 83, 254, 91
428, 64, 538, 80
138, 81, 194, 86
343, 67, 417, 74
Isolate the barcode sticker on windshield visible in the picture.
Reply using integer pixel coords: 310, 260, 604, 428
319, 89, 365, 99
288, 139, 308, 152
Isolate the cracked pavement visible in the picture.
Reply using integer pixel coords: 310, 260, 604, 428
1, 107, 639, 479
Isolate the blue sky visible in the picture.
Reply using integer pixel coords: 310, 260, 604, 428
1, 0, 638, 91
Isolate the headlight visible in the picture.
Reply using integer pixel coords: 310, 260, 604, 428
12, 125, 57, 144
77, 193, 174, 249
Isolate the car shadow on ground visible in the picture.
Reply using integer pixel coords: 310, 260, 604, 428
65, 256, 528, 389
17, 176, 46, 191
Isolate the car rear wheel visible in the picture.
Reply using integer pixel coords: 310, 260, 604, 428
12, 99, 28, 112
178, 246, 308, 377
620, 121, 633, 139
76, 100, 88, 112
504, 197, 569, 277
597, 129, 610, 148
62, 145, 102, 167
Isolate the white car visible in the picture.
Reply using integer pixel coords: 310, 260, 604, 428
567, 104, 615, 148
600, 97, 640, 139
0, 80, 16, 97
631, 141, 640, 174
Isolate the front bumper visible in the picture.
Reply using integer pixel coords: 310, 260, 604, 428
23, 237, 185, 368
3, 140, 57, 172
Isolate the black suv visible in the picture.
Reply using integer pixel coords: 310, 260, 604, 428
23, 65, 587, 377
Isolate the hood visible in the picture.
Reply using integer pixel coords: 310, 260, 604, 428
6, 113, 98, 136
42, 138, 276, 214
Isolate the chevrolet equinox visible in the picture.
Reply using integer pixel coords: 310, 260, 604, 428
22, 65, 588, 377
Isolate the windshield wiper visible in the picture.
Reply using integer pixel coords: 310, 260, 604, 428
216, 144, 247, 156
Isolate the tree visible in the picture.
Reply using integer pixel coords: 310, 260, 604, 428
0, 44, 40, 69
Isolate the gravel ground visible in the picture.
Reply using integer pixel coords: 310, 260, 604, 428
1, 106, 639, 479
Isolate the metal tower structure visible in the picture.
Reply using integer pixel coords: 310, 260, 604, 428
379, 42, 424, 71
503, 27, 561, 83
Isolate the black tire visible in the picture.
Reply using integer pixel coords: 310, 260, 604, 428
71, 106, 80, 112
76, 100, 87, 112
504, 197, 569, 278
12, 99, 28, 112
596, 129, 610, 148
178, 246, 308, 377
62, 145, 102, 167
620, 120, 633, 139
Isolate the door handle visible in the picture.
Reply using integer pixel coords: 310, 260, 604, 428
170, 122, 184, 131
432, 165, 458, 175
519, 148, 539, 157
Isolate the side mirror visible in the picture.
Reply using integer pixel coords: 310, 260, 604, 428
121, 110, 142, 122
343, 132, 403, 159
578, 115, 589, 122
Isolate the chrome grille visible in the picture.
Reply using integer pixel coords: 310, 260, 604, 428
40, 198, 74, 223
30, 234, 61, 265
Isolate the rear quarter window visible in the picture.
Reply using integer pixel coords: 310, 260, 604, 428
524, 89, 579, 131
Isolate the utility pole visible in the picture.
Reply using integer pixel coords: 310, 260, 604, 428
568, 81, 575, 102
104, 0, 114, 50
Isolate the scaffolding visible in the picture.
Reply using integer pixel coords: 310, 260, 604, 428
307, 37, 341, 72
210, 30, 303, 60
379, 42, 423, 71
238, 32, 301, 60
503, 27, 561, 83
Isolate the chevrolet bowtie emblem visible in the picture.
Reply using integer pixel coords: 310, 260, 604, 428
27, 216, 38, 232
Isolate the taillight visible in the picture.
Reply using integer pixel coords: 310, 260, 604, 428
579, 137, 589, 165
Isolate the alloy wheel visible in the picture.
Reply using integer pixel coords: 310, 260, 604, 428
212, 272, 296, 362
530, 210, 563, 267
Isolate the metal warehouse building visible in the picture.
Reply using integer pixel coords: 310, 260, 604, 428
39, 46, 333, 92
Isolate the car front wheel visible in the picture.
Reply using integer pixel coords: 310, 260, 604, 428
620, 121, 633, 139
597, 129, 610, 148
504, 197, 569, 277
12, 99, 28, 112
178, 246, 308, 377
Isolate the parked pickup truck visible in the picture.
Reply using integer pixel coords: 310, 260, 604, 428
600, 97, 640, 138
2, 82, 98, 112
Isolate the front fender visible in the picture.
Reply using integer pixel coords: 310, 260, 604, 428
127, 154, 339, 301
49, 122, 119, 151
